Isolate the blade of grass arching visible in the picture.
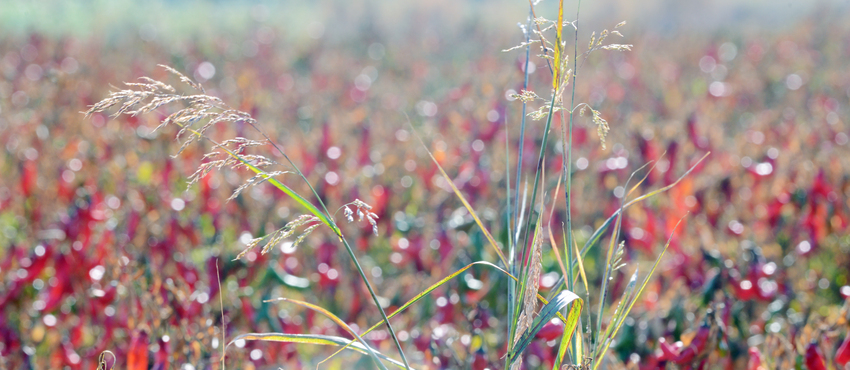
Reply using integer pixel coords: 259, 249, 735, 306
242, 116, 411, 369
180, 125, 410, 369
593, 160, 655, 347
263, 298, 388, 370
320, 261, 575, 366
227, 333, 409, 369
627, 155, 662, 198
591, 216, 687, 370
408, 120, 508, 267
595, 266, 638, 357
508, 290, 583, 366
543, 151, 711, 295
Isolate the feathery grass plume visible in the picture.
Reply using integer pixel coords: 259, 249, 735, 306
86, 65, 413, 368
341, 198, 380, 235
234, 214, 321, 260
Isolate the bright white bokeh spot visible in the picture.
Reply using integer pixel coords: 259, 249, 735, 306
472, 139, 485, 152
797, 240, 811, 254
280, 241, 296, 254
785, 74, 803, 90
69, 158, 83, 171
196, 62, 216, 80
576, 157, 588, 170
327, 146, 341, 159
436, 296, 448, 307
239, 232, 253, 245
43, 314, 57, 327
755, 162, 773, 176
171, 198, 185, 211
89, 265, 106, 281
325, 171, 339, 185
250, 349, 263, 360
709, 81, 728, 97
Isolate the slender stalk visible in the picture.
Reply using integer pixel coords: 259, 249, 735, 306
512, 7, 533, 246
564, 0, 582, 365
244, 122, 411, 369
505, 105, 517, 356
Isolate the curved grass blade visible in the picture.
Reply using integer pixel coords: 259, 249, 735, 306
595, 266, 638, 354
594, 160, 653, 346
408, 118, 508, 267
264, 297, 388, 370
508, 290, 583, 365
545, 152, 711, 299
227, 333, 410, 369
88, 70, 410, 369
591, 215, 687, 370
320, 261, 575, 366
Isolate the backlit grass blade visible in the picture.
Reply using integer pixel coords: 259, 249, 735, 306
569, 228, 589, 294
596, 266, 638, 354
321, 261, 576, 366
179, 114, 410, 369
409, 120, 508, 267
264, 297, 388, 370
227, 333, 410, 369
508, 290, 583, 365
591, 215, 687, 370
594, 160, 653, 346
543, 152, 711, 296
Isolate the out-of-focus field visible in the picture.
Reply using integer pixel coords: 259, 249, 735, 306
1, 1, 849, 369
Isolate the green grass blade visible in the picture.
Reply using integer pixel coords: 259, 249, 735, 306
595, 266, 638, 357
594, 161, 652, 347
264, 298, 388, 370
181, 123, 410, 369
591, 216, 687, 370
543, 151, 711, 297
321, 260, 576, 367
513, 5, 533, 238
227, 333, 410, 369
508, 290, 583, 366
409, 120, 508, 267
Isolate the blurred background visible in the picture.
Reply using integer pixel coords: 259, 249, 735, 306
1, 0, 849, 369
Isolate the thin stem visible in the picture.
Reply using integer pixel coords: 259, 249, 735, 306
564, 0, 581, 364
244, 121, 411, 369
513, 7, 533, 247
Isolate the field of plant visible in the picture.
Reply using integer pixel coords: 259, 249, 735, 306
1, 1, 849, 369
